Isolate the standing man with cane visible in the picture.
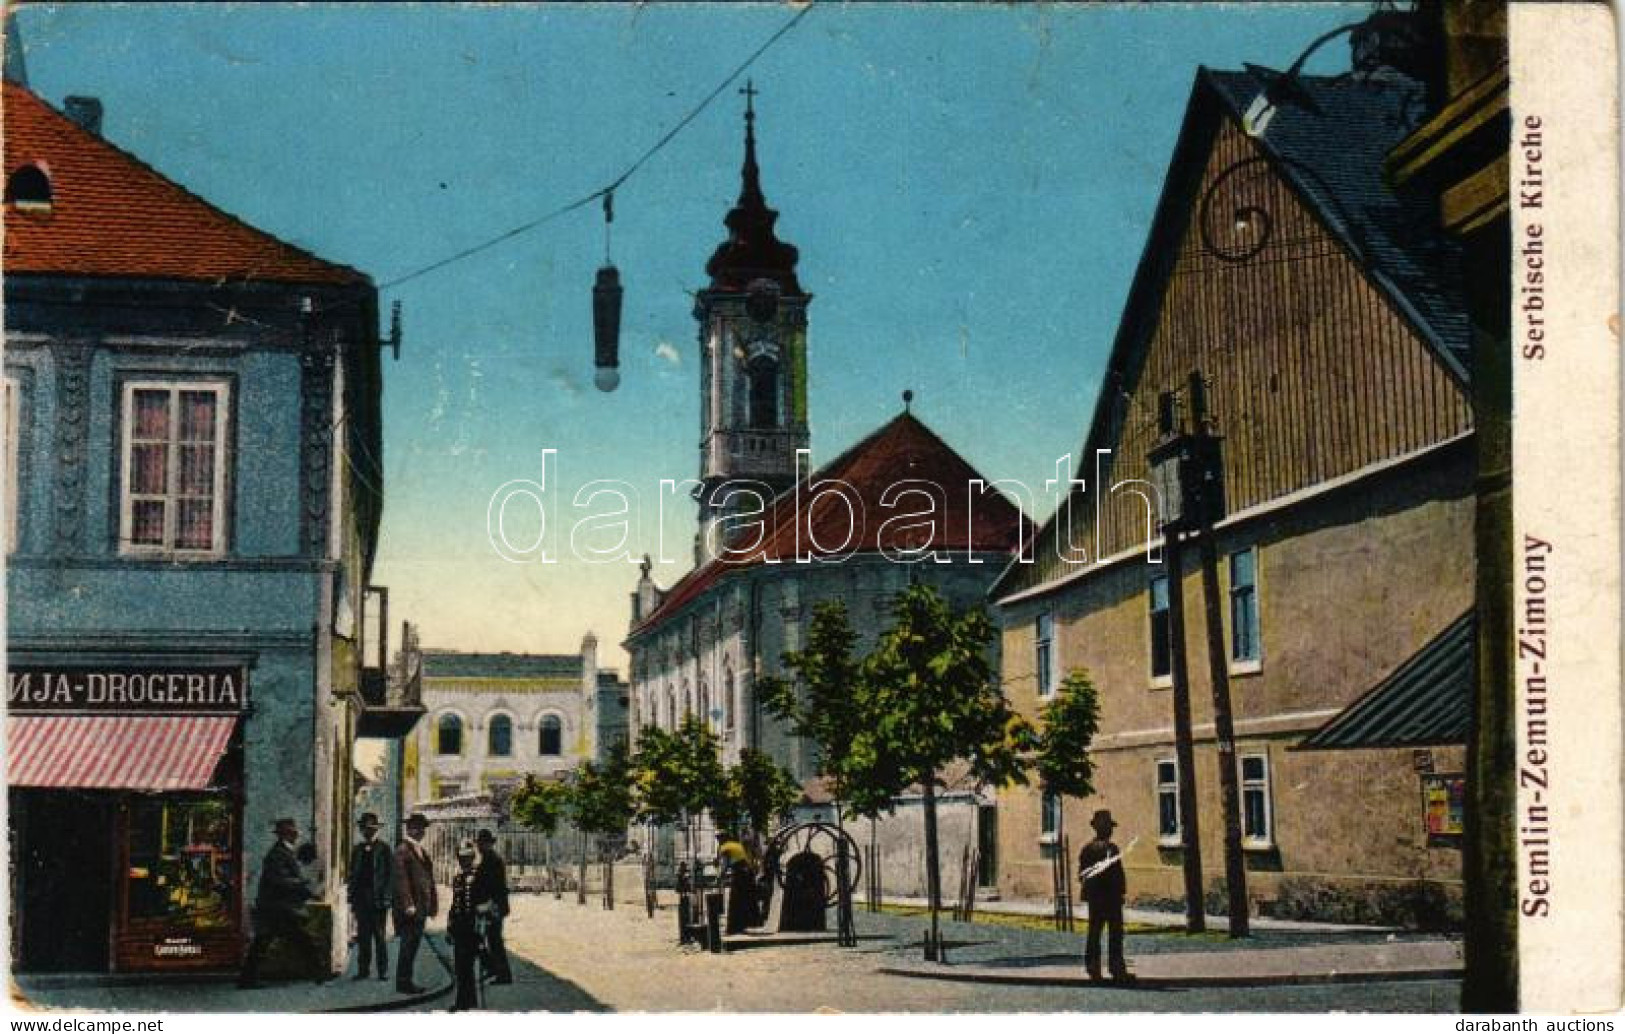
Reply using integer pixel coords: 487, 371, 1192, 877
392, 813, 437, 995
473, 829, 513, 985
1078, 809, 1135, 985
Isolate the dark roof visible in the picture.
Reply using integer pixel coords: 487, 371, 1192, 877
1204, 69, 1471, 376
630, 411, 1031, 638
704, 103, 801, 294
422, 653, 584, 680
3, 83, 367, 286
1298, 610, 1472, 750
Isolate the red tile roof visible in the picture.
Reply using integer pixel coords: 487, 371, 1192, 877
3, 83, 366, 286
630, 412, 1032, 636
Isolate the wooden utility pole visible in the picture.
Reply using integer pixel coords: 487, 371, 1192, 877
1188, 370, 1249, 937
1151, 389, 1206, 934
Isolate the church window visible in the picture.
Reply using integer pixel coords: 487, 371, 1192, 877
724, 668, 736, 733
747, 356, 779, 429
699, 680, 711, 728
539, 715, 563, 756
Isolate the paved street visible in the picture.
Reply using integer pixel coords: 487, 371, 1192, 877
470, 892, 1463, 1013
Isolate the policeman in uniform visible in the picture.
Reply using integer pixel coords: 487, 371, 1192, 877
447, 839, 491, 1011
346, 812, 392, 980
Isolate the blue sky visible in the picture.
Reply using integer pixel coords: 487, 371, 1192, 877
16, 2, 1363, 668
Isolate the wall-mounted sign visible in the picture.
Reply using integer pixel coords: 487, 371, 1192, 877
7, 666, 248, 713
153, 936, 204, 958
1422, 772, 1465, 842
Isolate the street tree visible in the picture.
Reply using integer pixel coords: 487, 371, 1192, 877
630, 715, 727, 862
1032, 668, 1103, 844
572, 740, 638, 908
756, 600, 864, 804
849, 583, 1030, 955
717, 747, 801, 844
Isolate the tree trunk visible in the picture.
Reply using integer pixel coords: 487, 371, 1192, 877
577, 830, 588, 906
922, 779, 942, 958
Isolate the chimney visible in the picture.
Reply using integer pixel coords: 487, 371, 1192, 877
64, 95, 102, 136
580, 632, 600, 761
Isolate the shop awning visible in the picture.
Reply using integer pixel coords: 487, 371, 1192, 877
1297, 610, 1474, 750
7, 714, 236, 790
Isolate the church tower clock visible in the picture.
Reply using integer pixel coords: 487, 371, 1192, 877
694, 83, 810, 562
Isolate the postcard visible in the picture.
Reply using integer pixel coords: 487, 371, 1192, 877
2, 0, 1619, 1022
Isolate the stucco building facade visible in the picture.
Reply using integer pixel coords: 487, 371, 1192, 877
991, 46, 1476, 926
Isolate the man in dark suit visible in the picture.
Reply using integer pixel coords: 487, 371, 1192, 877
347, 812, 393, 981
238, 818, 326, 988
392, 812, 437, 995
472, 829, 513, 984
1078, 808, 1133, 984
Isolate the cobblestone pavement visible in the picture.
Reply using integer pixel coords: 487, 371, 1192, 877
482, 893, 1463, 1013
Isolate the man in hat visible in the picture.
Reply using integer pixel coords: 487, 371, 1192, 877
238, 818, 325, 989
392, 813, 437, 995
1078, 808, 1133, 984
347, 812, 393, 980
472, 829, 513, 984
447, 839, 491, 1011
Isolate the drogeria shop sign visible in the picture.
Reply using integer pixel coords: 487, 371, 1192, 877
7, 665, 248, 713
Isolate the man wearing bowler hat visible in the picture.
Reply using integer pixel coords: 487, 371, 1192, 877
1078, 808, 1133, 984
472, 829, 513, 984
238, 818, 325, 989
392, 813, 437, 994
347, 812, 393, 980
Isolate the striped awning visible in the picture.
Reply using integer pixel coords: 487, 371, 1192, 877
7, 714, 236, 790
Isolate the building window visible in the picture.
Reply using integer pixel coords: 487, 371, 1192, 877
1241, 753, 1273, 848
1039, 790, 1060, 844
1035, 612, 1055, 699
539, 715, 562, 756
723, 668, 736, 733
747, 356, 779, 429
1156, 758, 1181, 845
1149, 574, 1172, 684
436, 714, 463, 756
699, 680, 711, 729
5, 165, 51, 209
5, 377, 19, 553
487, 714, 512, 757
437, 781, 463, 800
119, 381, 229, 555
1229, 547, 1261, 670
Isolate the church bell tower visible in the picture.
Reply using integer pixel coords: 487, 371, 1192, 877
694, 82, 810, 562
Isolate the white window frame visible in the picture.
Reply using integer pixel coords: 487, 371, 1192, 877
1240, 752, 1275, 849
1155, 757, 1182, 846
1035, 611, 1055, 699
1148, 573, 1173, 689
1228, 546, 1263, 675
5, 376, 19, 554
437, 781, 464, 801
118, 379, 230, 557
1038, 789, 1060, 845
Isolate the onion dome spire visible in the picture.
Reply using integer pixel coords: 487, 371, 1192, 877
705, 79, 801, 294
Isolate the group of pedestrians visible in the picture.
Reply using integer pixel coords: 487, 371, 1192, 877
236, 810, 513, 1010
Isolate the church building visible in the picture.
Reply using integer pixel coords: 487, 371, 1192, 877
624, 93, 1030, 895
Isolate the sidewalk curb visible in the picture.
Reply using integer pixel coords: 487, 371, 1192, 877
874, 963, 1463, 989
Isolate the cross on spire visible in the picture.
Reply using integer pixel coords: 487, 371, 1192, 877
739, 78, 759, 120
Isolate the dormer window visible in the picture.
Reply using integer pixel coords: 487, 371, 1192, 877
6, 165, 51, 210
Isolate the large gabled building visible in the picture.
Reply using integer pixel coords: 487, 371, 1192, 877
990, 33, 1478, 926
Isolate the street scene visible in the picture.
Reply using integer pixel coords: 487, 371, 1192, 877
5, 1, 1528, 1018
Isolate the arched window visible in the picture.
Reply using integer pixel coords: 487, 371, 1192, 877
665, 688, 676, 729
747, 356, 779, 429
538, 714, 563, 756
682, 681, 693, 720
5, 165, 50, 209
488, 714, 513, 757
699, 680, 711, 729
436, 714, 463, 756
724, 667, 736, 733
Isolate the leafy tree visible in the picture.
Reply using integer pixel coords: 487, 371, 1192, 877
717, 748, 801, 841
629, 716, 726, 825
510, 774, 572, 836
1033, 669, 1101, 803
848, 583, 1030, 951
757, 601, 863, 796
573, 739, 638, 843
